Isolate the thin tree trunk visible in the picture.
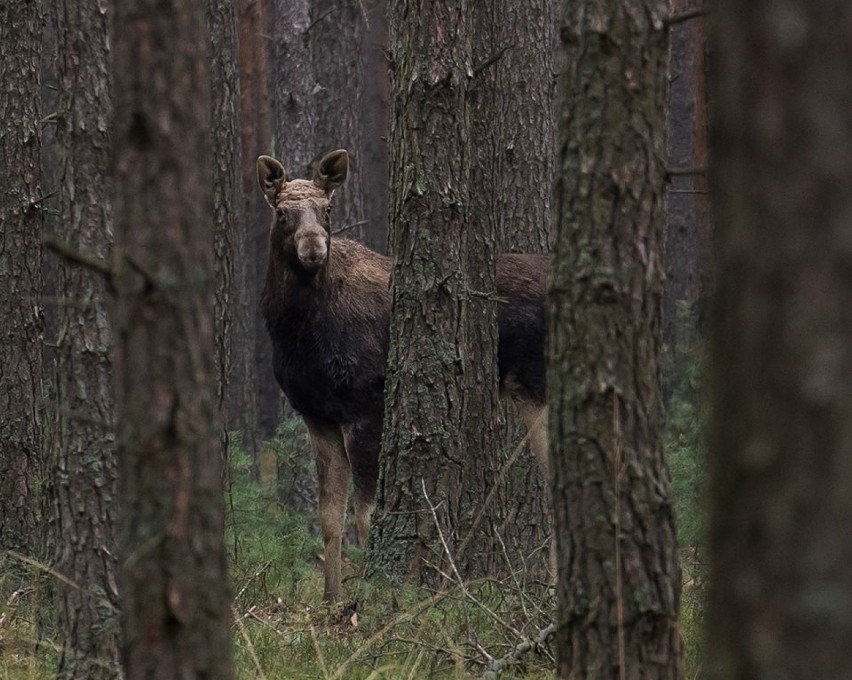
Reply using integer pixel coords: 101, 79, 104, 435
549, 0, 682, 677
48, 0, 119, 676
360, 0, 390, 253
707, 1, 852, 677
308, 0, 368, 245
207, 0, 240, 463
111, 0, 233, 676
663, 0, 711, 398
224, 0, 260, 467
208, 0, 238, 410
0, 0, 44, 560
238, 0, 278, 451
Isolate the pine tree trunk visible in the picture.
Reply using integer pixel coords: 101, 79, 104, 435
369, 0, 486, 583
707, 1, 852, 677
662, 0, 711, 398
225, 0, 260, 464
0, 0, 44, 559
48, 0, 119, 676
273, 0, 314, 177
308, 0, 368, 245
360, 1, 390, 253
549, 1, 682, 677
207, 0, 241, 455
112, 0, 233, 676
238, 0, 278, 449
468, 0, 558, 578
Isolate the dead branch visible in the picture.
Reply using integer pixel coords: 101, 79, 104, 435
666, 165, 708, 178
482, 623, 556, 678
455, 412, 543, 562
233, 605, 268, 680
304, 6, 337, 34
234, 559, 273, 603
331, 219, 369, 235
42, 234, 113, 282
473, 44, 516, 79
329, 590, 451, 679
420, 481, 524, 641
665, 7, 710, 26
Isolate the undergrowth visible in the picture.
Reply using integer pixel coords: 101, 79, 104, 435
1, 361, 707, 679
226, 437, 555, 679
664, 340, 708, 679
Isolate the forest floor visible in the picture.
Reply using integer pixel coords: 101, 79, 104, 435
0, 396, 705, 679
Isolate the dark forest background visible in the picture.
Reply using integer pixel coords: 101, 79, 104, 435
2, 0, 850, 678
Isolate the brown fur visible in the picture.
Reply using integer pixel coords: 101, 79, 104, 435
257, 150, 550, 601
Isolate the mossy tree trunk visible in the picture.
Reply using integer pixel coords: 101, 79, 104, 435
0, 0, 44, 560
112, 0, 233, 676
369, 0, 500, 584
707, 1, 852, 677
549, 0, 682, 677
49, 0, 119, 676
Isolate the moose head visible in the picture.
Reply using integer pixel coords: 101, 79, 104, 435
256, 149, 349, 270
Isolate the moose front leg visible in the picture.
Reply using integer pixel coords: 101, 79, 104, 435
343, 419, 381, 547
309, 424, 350, 602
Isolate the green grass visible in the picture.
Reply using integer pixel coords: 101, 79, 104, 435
2, 384, 707, 679
664, 341, 709, 679
0, 557, 57, 680
226, 438, 555, 679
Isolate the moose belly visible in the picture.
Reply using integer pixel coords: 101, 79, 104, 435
275, 351, 383, 426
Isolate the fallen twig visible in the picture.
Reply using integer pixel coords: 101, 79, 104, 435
482, 623, 556, 679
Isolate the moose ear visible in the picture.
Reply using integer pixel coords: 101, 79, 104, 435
313, 149, 349, 194
257, 156, 286, 206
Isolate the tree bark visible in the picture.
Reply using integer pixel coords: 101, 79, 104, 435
0, 0, 44, 559
549, 1, 682, 677
467, 0, 558, 578
111, 0, 233, 676
308, 0, 370, 246
369, 0, 486, 583
48, 0, 119, 676
707, 1, 852, 677
207, 0, 241, 456
238, 0, 278, 450
360, 0, 390, 253
273, 0, 314, 177
662, 0, 711, 398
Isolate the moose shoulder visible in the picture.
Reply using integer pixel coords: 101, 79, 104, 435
257, 150, 549, 602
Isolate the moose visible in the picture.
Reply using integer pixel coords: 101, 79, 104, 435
257, 149, 549, 602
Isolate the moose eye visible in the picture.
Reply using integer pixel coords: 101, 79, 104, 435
275, 207, 285, 220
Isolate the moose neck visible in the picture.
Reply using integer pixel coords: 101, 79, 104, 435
261, 237, 334, 321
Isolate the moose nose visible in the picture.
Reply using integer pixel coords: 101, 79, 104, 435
298, 243, 327, 267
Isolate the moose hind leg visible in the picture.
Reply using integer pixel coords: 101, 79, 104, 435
514, 399, 556, 576
515, 400, 549, 484
310, 424, 350, 602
